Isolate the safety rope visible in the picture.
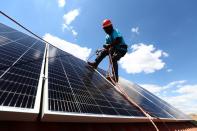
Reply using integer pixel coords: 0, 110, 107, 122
107, 52, 160, 131
85, 44, 168, 131
107, 51, 174, 131
0, 11, 53, 46
0, 11, 170, 130
0, 11, 70, 69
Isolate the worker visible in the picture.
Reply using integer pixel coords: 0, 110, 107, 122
88, 19, 128, 82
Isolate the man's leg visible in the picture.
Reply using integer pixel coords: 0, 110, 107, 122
95, 49, 109, 66
112, 59, 119, 82
111, 51, 126, 82
88, 49, 108, 68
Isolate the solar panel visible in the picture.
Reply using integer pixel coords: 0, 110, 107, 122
42, 45, 147, 122
0, 23, 18, 33
0, 23, 46, 121
118, 78, 190, 120
0, 22, 190, 122
97, 68, 190, 120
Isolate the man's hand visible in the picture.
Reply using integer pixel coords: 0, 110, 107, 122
103, 37, 121, 49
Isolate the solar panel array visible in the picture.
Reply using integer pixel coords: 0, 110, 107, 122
47, 45, 145, 117
0, 23, 45, 109
0, 22, 190, 122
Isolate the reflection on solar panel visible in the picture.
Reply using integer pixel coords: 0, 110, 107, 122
97, 68, 190, 120
118, 78, 190, 120
42, 45, 147, 122
0, 22, 191, 123
0, 23, 46, 121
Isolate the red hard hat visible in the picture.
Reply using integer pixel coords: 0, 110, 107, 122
102, 19, 112, 28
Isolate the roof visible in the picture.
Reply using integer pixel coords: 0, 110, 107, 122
0, 21, 196, 130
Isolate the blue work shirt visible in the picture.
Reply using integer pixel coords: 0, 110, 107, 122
105, 29, 127, 51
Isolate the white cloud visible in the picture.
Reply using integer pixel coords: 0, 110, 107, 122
119, 43, 168, 74
163, 80, 186, 89
71, 29, 78, 36
58, 0, 66, 7
176, 85, 197, 94
62, 9, 80, 37
139, 81, 197, 114
131, 27, 139, 34
162, 52, 169, 57
140, 84, 162, 94
43, 33, 91, 61
63, 9, 80, 25
62, 24, 78, 37
140, 80, 187, 93
167, 69, 173, 72
162, 91, 197, 114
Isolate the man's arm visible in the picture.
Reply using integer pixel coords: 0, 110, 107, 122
104, 37, 122, 49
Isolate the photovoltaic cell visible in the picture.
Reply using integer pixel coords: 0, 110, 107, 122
0, 23, 45, 109
0, 23, 18, 33
48, 45, 145, 117
129, 82, 190, 119
0, 39, 28, 74
97, 63, 190, 119
118, 78, 190, 119
0, 30, 27, 41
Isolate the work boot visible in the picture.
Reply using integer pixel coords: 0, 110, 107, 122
87, 61, 98, 69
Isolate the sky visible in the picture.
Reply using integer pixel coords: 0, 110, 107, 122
0, 0, 197, 114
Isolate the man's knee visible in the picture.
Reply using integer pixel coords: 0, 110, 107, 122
112, 54, 121, 61
113, 51, 126, 61
103, 49, 109, 54
100, 49, 108, 56
95, 49, 108, 64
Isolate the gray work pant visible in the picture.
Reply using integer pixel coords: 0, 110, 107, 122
95, 48, 126, 81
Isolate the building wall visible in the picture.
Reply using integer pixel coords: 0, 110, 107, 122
0, 121, 197, 131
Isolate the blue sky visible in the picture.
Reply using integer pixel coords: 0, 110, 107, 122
1, 0, 197, 114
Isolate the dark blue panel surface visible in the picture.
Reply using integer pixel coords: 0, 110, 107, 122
0, 23, 18, 33
118, 78, 190, 119
133, 83, 190, 119
48, 45, 145, 117
0, 23, 45, 108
